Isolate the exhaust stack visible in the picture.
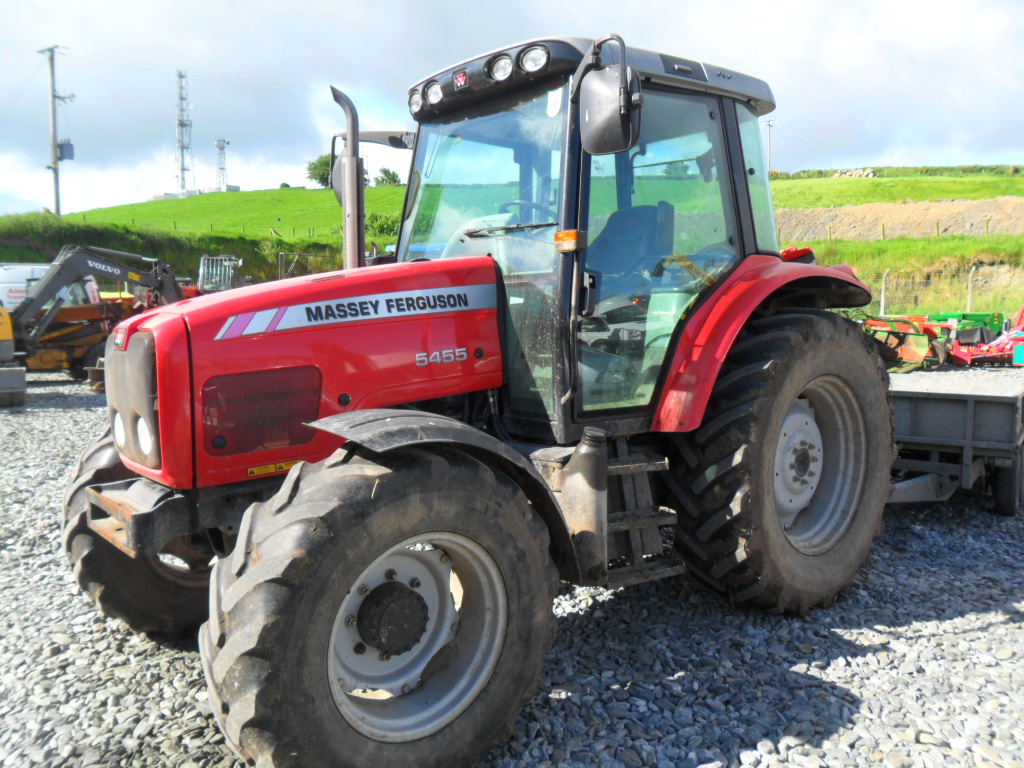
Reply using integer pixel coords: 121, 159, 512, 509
330, 87, 366, 270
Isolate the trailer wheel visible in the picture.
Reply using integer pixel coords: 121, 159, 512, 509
991, 456, 1022, 516
670, 310, 894, 614
200, 445, 558, 768
62, 431, 211, 637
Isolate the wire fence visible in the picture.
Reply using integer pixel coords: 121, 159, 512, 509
855, 265, 1024, 317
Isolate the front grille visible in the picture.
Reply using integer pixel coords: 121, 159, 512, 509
105, 330, 161, 468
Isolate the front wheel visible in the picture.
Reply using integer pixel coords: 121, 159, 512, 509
200, 445, 558, 768
670, 310, 895, 614
62, 431, 212, 636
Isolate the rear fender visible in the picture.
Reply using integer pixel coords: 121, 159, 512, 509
653, 255, 871, 432
311, 409, 582, 582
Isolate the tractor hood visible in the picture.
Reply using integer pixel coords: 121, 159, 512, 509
107, 256, 504, 489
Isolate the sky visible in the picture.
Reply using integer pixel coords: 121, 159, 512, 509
1, 0, 1021, 215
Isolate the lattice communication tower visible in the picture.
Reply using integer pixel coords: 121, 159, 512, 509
214, 138, 229, 190
175, 70, 194, 196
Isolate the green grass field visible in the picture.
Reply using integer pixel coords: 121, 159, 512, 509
73, 174, 1024, 233
3, 168, 1024, 301
75, 187, 407, 237
771, 175, 1024, 209
797, 234, 1024, 273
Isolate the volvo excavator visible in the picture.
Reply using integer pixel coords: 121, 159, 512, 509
0, 244, 183, 406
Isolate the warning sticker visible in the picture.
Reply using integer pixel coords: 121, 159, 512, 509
246, 460, 301, 478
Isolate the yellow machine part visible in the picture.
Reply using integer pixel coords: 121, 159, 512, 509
26, 347, 70, 371
0, 309, 12, 346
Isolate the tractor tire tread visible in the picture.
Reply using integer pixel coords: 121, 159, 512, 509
671, 310, 894, 614
200, 445, 558, 768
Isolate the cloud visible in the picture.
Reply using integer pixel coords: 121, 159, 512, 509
2, 0, 1022, 215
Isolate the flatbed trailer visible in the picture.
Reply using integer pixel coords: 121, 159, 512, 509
889, 370, 1024, 515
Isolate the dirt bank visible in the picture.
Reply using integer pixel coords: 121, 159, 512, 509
777, 196, 1024, 242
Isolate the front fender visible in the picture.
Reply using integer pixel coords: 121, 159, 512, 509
652, 255, 871, 432
310, 408, 581, 582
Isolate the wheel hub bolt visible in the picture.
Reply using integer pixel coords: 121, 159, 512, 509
451, 623, 460, 634
345, 614, 356, 628
379, 651, 391, 662
401, 684, 412, 695
409, 577, 421, 588
385, 569, 397, 580
440, 554, 450, 564
358, 584, 370, 596
354, 643, 366, 654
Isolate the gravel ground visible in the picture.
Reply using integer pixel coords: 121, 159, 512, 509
2, 371, 1023, 768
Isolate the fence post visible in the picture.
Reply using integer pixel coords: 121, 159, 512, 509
935, 221, 940, 237
985, 219, 990, 236
967, 265, 976, 312
242, 224, 245, 234
828, 225, 833, 242
880, 268, 890, 315
881, 222, 885, 240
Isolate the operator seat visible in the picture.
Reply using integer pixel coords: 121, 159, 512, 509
585, 202, 674, 298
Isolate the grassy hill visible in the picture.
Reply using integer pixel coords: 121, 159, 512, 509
76, 187, 406, 237
72, 175, 1024, 234
771, 175, 1024, 209
4, 168, 1024, 295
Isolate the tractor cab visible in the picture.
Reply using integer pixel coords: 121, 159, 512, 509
393, 36, 779, 442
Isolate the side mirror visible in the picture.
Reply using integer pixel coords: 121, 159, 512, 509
573, 35, 643, 156
579, 65, 642, 155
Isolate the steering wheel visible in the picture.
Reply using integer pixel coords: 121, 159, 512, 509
645, 332, 674, 351
498, 200, 556, 220
692, 241, 735, 261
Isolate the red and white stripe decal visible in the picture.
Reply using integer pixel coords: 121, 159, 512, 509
214, 283, 496, 340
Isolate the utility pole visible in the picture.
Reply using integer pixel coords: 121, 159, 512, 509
763, 119, 776, 175
37, 46, 74, 215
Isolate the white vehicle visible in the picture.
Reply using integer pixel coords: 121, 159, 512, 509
0, 263, 49, 311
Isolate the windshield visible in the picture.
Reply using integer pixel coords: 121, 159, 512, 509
396, 82, 567, 275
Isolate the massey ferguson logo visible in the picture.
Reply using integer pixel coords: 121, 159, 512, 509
86, 259, 122, 275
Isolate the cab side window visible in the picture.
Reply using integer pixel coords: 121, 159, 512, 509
736, 103, 779, 254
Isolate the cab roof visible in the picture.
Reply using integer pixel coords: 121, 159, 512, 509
409, 36, 775, 122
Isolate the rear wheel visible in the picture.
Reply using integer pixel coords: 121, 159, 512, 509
62, 431, 211, 637
200, 445, 557, 768
669, 310, 894, 613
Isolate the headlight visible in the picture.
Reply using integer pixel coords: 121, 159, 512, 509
490, 54, 513, 81
425, 82, 443, 105
408, 90, 422, 114
113, 412, 126, 447
520, 46, 549, 73
136, 417, 153, 455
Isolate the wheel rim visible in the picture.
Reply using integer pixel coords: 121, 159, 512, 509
773, 375, 868, 555
152, 536, 214, 588
327, 532, 507, 742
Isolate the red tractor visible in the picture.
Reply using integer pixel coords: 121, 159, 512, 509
65, 35, 893, 768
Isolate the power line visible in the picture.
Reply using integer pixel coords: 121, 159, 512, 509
0, 59, 47, 114
60, 46, 405, 106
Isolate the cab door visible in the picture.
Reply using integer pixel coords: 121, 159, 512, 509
574, 88, 743, 419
